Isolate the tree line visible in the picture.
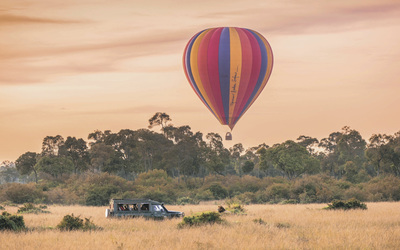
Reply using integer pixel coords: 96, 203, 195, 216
7, 112, 400, 184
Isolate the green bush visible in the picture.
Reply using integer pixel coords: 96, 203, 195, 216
3, 183, 46, 204
0, 205, 4, 210
178, 212, 223, 228
324, 198, 367, 210
17, 203, 50, 214
207, 183, 228, 200
0, 211, 26, 231
225, 200, 246, 214
57, 214, 101, 231
85, 185, 119, 206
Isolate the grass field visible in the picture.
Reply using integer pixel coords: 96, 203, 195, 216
1, 202, 399, 249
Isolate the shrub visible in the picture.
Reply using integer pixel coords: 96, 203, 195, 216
85, 185, 119, 206
324, 198, 367, 210
233, 192, 256, 205
0, 205, 4, 210
207, 183, 228, 200
0, 211, 26, 231
3, 183, 46, 204
17, 203, 50, 214
264, 183, 290, 203
178, 211, 223, 228
225, 200, 246, 214
57, 214, 101, 231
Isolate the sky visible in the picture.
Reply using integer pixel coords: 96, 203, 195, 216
1, 0, 400, 162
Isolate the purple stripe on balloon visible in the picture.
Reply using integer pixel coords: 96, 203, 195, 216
218, 27, 231, 124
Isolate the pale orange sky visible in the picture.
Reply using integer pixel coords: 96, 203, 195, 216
1, 0, 400, 162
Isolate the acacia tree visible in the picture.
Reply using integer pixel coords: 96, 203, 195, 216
148, 112, 172, 135
15, 152, 39, 183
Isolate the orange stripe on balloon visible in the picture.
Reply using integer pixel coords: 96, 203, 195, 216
228, 27, 242, 126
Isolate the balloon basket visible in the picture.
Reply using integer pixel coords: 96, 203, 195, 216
225, 132, 232, 140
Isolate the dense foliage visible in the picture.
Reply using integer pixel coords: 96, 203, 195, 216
178, 212, 224, 228
1, 113, 400, 205
0, 211, 25, 231
324, 198, 367, 210
57, 214, 100, 231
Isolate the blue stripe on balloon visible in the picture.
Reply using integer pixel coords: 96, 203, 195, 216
219, 27, 230, 124
239, 29, 268, 118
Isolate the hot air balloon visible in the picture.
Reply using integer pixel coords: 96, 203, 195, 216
183, 27, 273, 140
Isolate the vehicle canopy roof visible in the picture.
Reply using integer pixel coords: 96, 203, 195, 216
110, 199, 163, 205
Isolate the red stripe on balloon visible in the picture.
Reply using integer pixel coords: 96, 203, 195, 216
197, 29, 223, 121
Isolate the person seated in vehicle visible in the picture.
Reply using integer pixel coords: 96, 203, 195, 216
141, 204, 149, 211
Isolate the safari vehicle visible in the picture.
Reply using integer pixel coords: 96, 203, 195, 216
105, 199, 184, 219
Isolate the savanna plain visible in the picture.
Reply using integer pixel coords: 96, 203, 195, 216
1, 202, 399, 249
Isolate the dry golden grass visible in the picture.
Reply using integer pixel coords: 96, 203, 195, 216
1, 202, 400, 249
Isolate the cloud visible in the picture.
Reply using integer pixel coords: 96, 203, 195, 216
0, 14, 84, 25
0, 25, 195, 85
198, 1, 400, 35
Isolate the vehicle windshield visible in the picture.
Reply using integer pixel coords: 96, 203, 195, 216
152, 205, 165, 212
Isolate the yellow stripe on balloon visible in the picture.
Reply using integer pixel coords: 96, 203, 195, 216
190, 29, 224, 124
228, 27, 242, 125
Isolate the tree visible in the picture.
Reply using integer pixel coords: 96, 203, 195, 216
366, 134, 392, 176
41, 135, 64, 156
59, 137, 89, 174
262, 140, 320, 180
15, 152, 39, 183
135, 129, 172, 172
242, 160, 255, 174
148, 112, 172, 135
88, 143, 116, 172
163, 126, 205, 178
297, 135, 319, 154
230, 143, 244, 175
366, 132, 400, 176
319, 127, 366, 179
35, 156, 74, 178
204, 133, 230, 175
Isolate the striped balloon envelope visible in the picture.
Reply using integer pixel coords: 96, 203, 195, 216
183, 27, 273, 134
